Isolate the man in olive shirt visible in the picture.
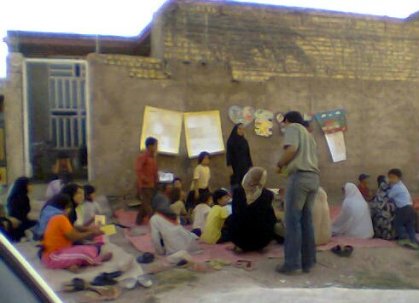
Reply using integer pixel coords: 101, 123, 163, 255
276, 111, 320, 274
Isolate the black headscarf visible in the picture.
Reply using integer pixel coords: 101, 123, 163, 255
7, 177, 31, 221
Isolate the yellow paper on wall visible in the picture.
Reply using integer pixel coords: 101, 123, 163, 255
100, 224, 117, 236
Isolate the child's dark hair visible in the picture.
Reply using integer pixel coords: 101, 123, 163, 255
388, 168, 402, 178
145, 137, 158, 147
213, 189, 229, 205
48, 194, 72, 210
84, 185, 96, 202
170, 188, 182, 204
198, 151, 210, 164
61, 183, 83, 204
199, 191, 212, 204
173, 177, 182, 184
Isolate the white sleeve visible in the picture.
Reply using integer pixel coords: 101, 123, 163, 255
150, 216, 165, 255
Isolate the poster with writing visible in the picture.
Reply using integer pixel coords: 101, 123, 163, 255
140, 106, 183, 155
184, 111, 225, 158
325, 131, 347, 162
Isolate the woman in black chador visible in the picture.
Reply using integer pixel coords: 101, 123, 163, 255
226, 124, 253, 186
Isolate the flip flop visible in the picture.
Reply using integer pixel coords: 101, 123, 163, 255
331, 245, 353, 257
119, 278, 137, 290
136, 252, 155, 264
234, 260, 254, 271
62, 278, 87, 292
91, 274, 118, 286
137, 275, 153, 288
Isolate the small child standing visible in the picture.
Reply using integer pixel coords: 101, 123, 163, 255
201, 189, 231, 244
191, 191, 213, 237
170, 188, 189, 224
387, 169, 418, 248
186, 152, 211, 211
75, 185, 102, 226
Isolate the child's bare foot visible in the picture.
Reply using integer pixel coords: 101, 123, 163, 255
100, 252, 113, 262
67, 265, 80, 273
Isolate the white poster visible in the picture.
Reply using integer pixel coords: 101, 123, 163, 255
184, 111, 225, 158
325, 131, 346, 162
140, 106, 183, 155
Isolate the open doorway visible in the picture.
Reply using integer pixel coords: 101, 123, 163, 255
24, 60, 88, 182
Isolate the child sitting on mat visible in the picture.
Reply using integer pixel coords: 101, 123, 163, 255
75, 185, 103, 226
201, 189, 231, 244
150, 193, 200, 255
191, 191, 212, 237
170, 188, 189, 225
41, 194, 112, 272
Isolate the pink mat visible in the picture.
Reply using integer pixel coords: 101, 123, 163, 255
124, 228, 283, 263
114, 209, 138, 228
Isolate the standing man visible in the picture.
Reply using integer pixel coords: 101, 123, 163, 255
136, 137, 159, 225
276, 111, 320, 274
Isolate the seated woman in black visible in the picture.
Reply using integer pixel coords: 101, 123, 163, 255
7, 177, 37, 241
230, 167, 277, 252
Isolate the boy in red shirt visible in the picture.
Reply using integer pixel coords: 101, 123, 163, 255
136, 137, 159, 224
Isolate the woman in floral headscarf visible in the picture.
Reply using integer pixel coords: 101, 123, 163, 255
229, 167, 277, 252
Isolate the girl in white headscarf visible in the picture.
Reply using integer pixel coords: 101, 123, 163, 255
332, 183, 374, 239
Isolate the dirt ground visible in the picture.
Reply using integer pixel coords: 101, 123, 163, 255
57, 227, 419, 303
13, 186, 419, 303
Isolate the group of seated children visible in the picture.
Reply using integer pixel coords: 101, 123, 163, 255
0, 175, 110, 272
333, 168, 418, 248
149, 166, 284, 257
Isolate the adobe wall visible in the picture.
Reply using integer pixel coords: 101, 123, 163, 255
88, 53, 419, 199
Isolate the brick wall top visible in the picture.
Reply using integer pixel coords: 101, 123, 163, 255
157, 0, 419, 81
93, 54, 168, 79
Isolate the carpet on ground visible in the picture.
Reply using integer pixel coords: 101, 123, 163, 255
15, 240, 141, 291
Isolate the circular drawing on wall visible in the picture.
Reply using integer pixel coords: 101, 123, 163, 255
228, 105, 255, 126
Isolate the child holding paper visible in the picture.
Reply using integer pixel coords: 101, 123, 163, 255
41, 195, 112, 271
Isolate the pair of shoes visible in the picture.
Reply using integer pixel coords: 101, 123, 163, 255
275, 264, 301, 275
120, 275, 153, 289
331, 245, 354, 257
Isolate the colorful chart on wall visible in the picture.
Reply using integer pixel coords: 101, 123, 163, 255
315, 109, 347, 134
325, 131, 347, 162
254, 109, 274, 137
184, 110, 225, 158
140, 106, 183, 155
228, 105, 255, 126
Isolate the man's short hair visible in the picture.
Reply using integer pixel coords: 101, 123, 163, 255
145, 137, 158, 147
283, 111, 305, 125
388, 168, 402, 178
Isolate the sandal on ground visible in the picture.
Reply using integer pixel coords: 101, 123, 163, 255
234, 260, 254, 271
91, 273, 118, 286
62, 278, 87, 292
136, 252, 155, 264
331, 245, 353, 257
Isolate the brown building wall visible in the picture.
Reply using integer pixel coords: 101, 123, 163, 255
88, 54, 419, 199
156, 0, 419, 82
